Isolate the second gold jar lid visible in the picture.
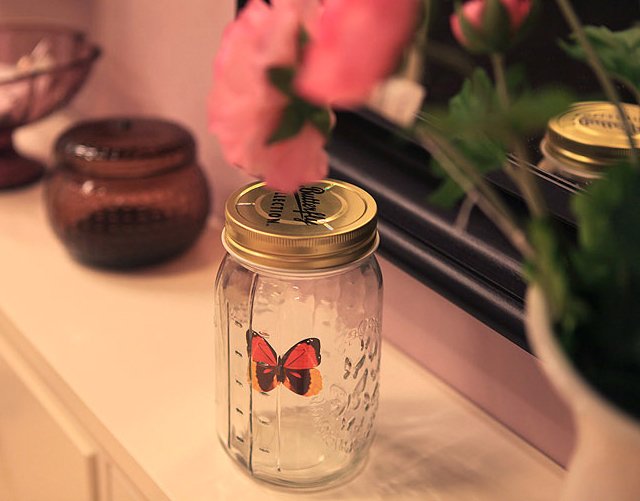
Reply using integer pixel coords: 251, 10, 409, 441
224, 179, 378, 270
542, 101, 640, 179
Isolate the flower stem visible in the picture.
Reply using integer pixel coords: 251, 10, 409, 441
490, 53, 547, 219
421, 41, 475, 77
613, 75, 640, 106
455, 191, 479, 232
491, 53, 510, 109
416, 124, 534, 260
554, 0, 639, 165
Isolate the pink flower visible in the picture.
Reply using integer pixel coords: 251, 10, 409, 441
208, 0, 327, 192
451, 0, 533, 53
295, 0, 420, 107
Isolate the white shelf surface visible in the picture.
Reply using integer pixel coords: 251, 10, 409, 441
0, 184, 563, 500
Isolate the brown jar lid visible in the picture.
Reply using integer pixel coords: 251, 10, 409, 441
55, 117, 196, 178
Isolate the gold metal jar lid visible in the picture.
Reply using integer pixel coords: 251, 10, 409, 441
223, 179, 378, 271
541, 101, 640, 180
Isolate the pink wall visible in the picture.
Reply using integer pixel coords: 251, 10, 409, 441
2, 0, 574, 465
379, 258, 575, 465
2, 0, 250, 218
78, 0, 255, 219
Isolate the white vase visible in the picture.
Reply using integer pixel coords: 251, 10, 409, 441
526, 286, 640, 501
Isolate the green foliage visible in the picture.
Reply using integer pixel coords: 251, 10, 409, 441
448, 67, 498, 127
429, 139, 506, 208
505, 89, 576, 135
438, 69, 574, 139
266, 66, 332, 145
456, 0, 511, 54
572, 162, 640, 280
525, 218, 588, 338
297, 26, 310, 63
426, 69, 573, 208
267, 102, 307, 144
297, 26, 310, 51
267, 66, 296, 97
454, 0, 540, 54
560, 25, 640, 94
307, 107, 333, 137
527, 163, 640, 418
568, 164, 640, 418
418, 8, 640, 417
427, 69, 506, 207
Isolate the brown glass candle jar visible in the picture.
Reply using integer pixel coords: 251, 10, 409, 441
45, 118, 210, 268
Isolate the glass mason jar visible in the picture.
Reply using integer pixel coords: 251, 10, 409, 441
539, 101, 640, 183
45, 117, 210, 268
214, 180, 383, 489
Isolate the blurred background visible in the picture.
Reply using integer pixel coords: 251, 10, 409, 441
0, 0, 244, 218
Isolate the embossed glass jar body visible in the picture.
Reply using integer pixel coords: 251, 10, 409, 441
215, 180, 382, 489
215, 254, 382, 488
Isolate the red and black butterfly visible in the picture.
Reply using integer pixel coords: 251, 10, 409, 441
246, 329, 322, 397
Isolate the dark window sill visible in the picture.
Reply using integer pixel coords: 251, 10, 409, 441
234, 0, 628, 354
328, 111, 578, 352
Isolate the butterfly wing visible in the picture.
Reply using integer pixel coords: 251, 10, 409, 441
281, 338, 323, 397
247, 330, 278, 393
284, 368, 323, 397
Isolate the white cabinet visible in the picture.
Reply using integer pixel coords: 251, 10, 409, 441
0, 187, 563, 501
0, 314, 169, 501
0, 340, 99, 501
108, 465, 146, 501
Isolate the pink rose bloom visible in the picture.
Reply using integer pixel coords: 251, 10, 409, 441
208, 0, 327, 192
295, 0, 420, 107
451, 0, 533, 51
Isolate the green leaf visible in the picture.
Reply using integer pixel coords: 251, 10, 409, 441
572, 162, 640, 279
456, 0, 522, 54
526, 219, 569, 318
266, 64, 333, 144
308, 107, 333, 138
544, 163, 640, 417
505, 63, 527, 94
266, 99, 333, 145
457, 3, 492, 53
296, 26, 310, 63
434, 69, 574, 140
426, 69, 507, 207
506, 88, 575, 135
267, 66, 296, 96
267, 103, 306, 144
427, 135, 506, 208
481, 0, 512, 51
298, 26, 310, 51
448, 68, 497, 124
423, 68, 573, 208
525, 218, 588, 336
560, 26, 640, 95
428, 176, 465, 208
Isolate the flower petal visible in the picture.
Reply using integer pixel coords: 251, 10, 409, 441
208, 0, 326, 186
295, 0, 420, 107
257, 124, 329, 192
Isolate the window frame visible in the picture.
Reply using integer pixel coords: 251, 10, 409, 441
231, 0, 635, 352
